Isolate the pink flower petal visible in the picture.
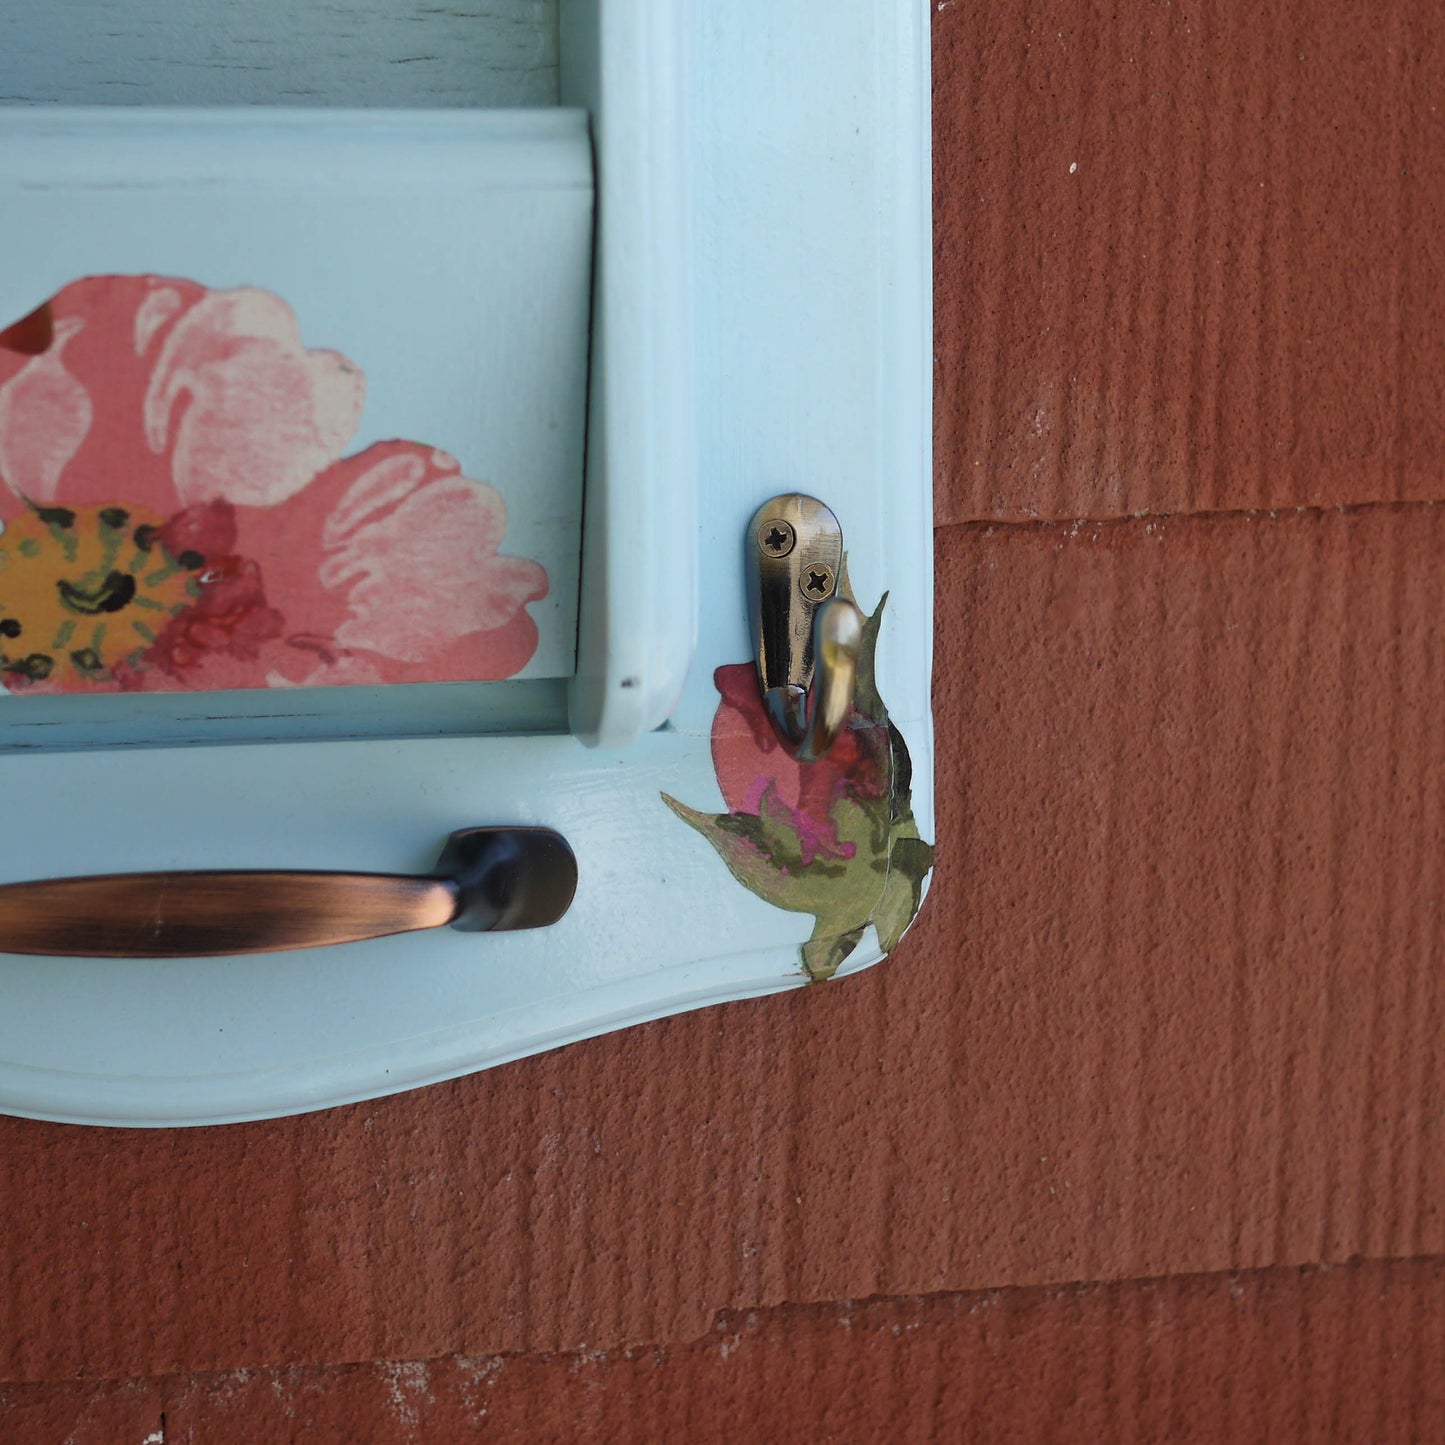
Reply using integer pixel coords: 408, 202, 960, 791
708, 659, 891, 863
320, 451, 429, 548
0, 318, 92, 506
3, 277, 209, 516
144, 288, 366, 508
133, 286, 184, 355
324, 472, 545, 663
0, 279, 547, 693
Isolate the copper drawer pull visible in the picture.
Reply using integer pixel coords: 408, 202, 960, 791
0, 827, 577, 958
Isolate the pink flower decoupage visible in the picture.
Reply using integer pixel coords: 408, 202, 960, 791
662, 586, 933, 982
0, 275, 548, 692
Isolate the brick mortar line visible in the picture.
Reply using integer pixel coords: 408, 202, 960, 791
4, 1254, 1443, 1392
935, 496, 1445, 534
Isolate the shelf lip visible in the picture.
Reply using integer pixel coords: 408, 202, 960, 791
0, 680, 572, 755
0, 105, 590, 132
0, 106, 594, 194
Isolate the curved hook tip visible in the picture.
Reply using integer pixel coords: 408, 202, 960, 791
797, 599, 864, 762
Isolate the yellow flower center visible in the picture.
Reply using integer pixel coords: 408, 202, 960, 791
0, 504, 202, 685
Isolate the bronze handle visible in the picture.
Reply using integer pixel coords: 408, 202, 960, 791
0, 827, 577, 958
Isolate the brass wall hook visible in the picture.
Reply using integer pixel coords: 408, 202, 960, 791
747, 493, 865, 762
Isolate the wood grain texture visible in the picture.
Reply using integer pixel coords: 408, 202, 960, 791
0, 0, 557, 107
935, 0, 1445, 521
4, 510, 1445, 1382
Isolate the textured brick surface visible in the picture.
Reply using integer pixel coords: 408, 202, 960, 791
5, 511, 1445, 1386
6, 1260, 1441, 1443
935, 0, 1445, 521
0, 1378, 162, 1445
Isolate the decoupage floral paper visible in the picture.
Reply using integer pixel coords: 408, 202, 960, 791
663, 583, 934, 981
0, 276, 547, 693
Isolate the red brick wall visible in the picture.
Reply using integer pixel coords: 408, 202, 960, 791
5, 4, 1445, 1439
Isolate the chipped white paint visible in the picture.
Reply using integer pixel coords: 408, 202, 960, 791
454, 1355, 504, 1421
379, 1359, 434, 1430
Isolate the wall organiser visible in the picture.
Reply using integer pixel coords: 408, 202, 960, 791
0, 0, 934, 1124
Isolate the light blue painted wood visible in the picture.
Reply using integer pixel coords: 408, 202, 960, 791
0, 679, 569, 751
0, 0, 558, 108
0, 109, 593, 742
0, 0, 936, 1125
561, 0, 695, 743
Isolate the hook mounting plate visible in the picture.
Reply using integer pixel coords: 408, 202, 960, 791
748, 493, 862, 759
